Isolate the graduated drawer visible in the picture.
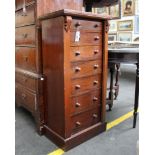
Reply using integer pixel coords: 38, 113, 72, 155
15, 4, 35, 27
70, 46, 102, 62
71, 108, 101, 134
15, 72, 36, 92
71, 19, 102, 31
15, 25, 36, 46
71, 60, 102, 79
16, 83, 36, 111
15, 47, 37, 73
16, 0, 35, 10
71, 75, 101, 95
71, 32, 102, 46
71, 90, 101, 115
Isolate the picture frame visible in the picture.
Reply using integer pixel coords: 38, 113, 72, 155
109, 20, 117, 32
108, 33, 117, 41
92, 7, 109, 15
122, 0, 135, 16
134, 15, 139, 34
118, 32, 132, 42
109, 2, 121, 19
118, 20, 133, 31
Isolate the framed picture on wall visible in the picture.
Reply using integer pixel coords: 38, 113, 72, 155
118, 20, 133, 31
92, 7, 109, 15
108, 33, 117, 41
122, 0, 135, 16
134, 15, 139, 34
118, 32, 132, 42
109, 2, 121, 19
109, 20, 117, 32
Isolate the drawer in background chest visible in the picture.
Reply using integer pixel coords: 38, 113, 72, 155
71, 32, 102, 46
15, 47, 37, 73
71, 90, 101, 115
71, 19, 102, 31
15, 4, 35, 27
70, 46, 102, 62
71, 59, 102, 79
15, 83, 37, 112
16, 25, 36, 46
71, 108, 101, 135
15, 72, 36, 92
71, 74, 101, 95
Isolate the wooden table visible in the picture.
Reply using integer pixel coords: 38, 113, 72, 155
107, 48, 139, 128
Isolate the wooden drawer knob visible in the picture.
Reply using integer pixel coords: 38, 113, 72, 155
94, 24, 99, 28
94, 36, 100, 40
22, 93, 26, 99
23, 78, 27, 83
75, 85, 81, 89
22, 33, 28, 38
75, 102, 81, 107
94, 50, 99, 54
75, 51, 80, 56
93, 80, 98, 85
75, 22, 81, 27
93, 97, 98, 101
23, 56, 28, 62
94, 64, 99, 69
75, 67, 81, 72
76, 121, 81, 127
93, 114, 98, 118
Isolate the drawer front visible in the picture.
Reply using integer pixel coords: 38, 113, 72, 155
71, 108, 101, 134
15, 72, 36, 92
15, 4, 35, 27
71, 19, 102, 31
71, 90, 101, 115
71, 75, 101, 95
70, 46, 102, 62
16, 25, 36, 46
16, 0, 35, 10
71, 60, 102, 78
16, 83, 36, 111
15, 47, 37, 72
71, 32, 102, 46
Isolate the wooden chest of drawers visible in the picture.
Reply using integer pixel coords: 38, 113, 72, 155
40, 9, 109, 150
15, 0, 44, 134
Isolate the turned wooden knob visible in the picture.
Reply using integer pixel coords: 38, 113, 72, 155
75, 102, 81, 107
22, 93, 26, 99
94, 36, 100, 40
93, 80, 98, 85
23, 78, 27, 83
75, 51, 80, 56
75, 22, 81, 27
76, 121, 81, 126
75, 67, 81, 72
94, 24, 99, 28
94, 50, 99, 54
94, 64, 99, 69
75, 85, 81, 89
93, 114, 98, 118
93, 97, 98, 101
22, 33, 28, 38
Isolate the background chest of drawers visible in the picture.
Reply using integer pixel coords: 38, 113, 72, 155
15, 0, 83, 134
40, 9, 109, 150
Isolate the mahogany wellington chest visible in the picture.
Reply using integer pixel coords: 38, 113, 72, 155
15, 0, 83, 134
39, 9, 109, 150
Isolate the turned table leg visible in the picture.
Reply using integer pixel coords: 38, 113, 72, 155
114, 63, 120, 99
108, 65, 115, 111
133, 63, 139, 128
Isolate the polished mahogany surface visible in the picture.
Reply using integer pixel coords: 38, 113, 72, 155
40, 9, 109, 150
